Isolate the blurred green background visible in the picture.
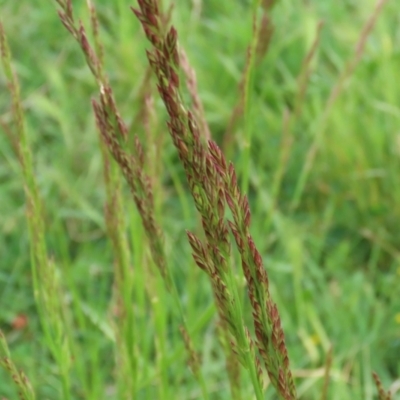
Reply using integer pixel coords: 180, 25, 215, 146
0, 0, 399, 398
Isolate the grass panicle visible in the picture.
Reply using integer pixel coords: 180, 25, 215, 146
134, 1, 265, 397
56, 2, 141, 396
133, 1, 297, 398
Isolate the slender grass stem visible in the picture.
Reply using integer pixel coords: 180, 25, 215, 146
240, 0, 262, 195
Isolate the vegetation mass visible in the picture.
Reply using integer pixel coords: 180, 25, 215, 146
0, 0, 399, 399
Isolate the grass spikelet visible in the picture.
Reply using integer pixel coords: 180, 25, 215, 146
179, 48, 211, 141
0, 331, 35, 400
373, 371, 392, 400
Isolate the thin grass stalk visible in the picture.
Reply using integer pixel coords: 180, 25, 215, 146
319, 345, 333, 400
293, 20, 324, 119
223, 0, 276, 162
0, 331, 36, 400
134, 90, 164, 207
264, 21, 323, 232
290, 0, 389, 210
263, 108, 293, 232
0, 21, 72, 399
216, 320, 242, 400
240, 0, 266, 194
140, 246, 174, 399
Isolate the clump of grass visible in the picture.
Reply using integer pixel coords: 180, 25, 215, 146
0, 0, 397, 399
56, 0, 298, 397
56, 0, 210, 397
